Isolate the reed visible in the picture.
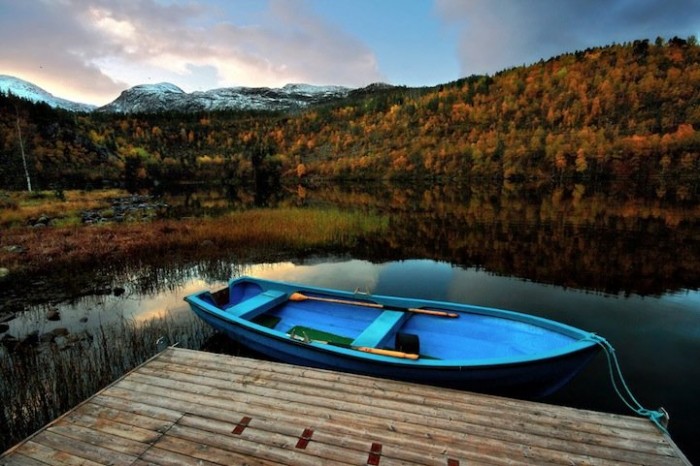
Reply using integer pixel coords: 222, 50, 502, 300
0, 207, 388, 274
0, 310, 214, 453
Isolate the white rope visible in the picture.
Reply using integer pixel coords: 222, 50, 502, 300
586, 334, 669, 434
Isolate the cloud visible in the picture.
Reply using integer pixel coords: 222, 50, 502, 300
207, 0, 383, 87
435, 0, 700, 77
0, 0, 383, 105
0, 1, 128, 104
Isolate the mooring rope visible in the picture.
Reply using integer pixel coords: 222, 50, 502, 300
585, 334, 669, 434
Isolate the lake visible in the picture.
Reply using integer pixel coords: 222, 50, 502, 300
2, 180, 699, 462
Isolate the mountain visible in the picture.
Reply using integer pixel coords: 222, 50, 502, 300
97, 82, 352, 114
0, 75, 96, 112
0, 74, 385, 114
4, 39, 699, 190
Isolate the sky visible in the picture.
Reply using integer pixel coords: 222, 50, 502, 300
1, 0, 699, 106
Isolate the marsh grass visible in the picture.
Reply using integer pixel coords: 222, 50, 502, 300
0, 310, 214, 453
0, 207, 388, 274
0, 189, 125, 228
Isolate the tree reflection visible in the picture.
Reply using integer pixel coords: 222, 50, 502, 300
311, 181, 700, 296
93, 181, 700, 297
2, 181, 697, 311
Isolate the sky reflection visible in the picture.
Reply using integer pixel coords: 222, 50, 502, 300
4, 256, 699, 461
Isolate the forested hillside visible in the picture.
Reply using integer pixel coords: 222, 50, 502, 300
2, 37, 699, 190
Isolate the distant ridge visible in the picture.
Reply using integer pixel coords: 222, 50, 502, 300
96, 82, 353, 114
0, 74, 400, 114
0, 75, 96, 112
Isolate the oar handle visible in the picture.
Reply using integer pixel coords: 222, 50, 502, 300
355, 346, 420, 360
400, 307, 459, 318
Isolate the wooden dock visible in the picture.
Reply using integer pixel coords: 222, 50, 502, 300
1, 347, 689, 465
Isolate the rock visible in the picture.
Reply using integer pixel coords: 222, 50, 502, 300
0, 267, 9, 278
3, 245, 25, 254
36, 215, 50, 225
46, 308, 61, 321
113, 286, 126, 296
79, 316, 88, 323
67, 331, 93, 344
51, 327, 70, 337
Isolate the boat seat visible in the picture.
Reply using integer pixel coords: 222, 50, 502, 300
225, 290, 287, 320
351, 310, 410, 348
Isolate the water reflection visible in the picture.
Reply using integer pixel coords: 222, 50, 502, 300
10, 256, 699, 342
156, 181, 700, 296
2, 180, 699, 462
3, 256, 700, 462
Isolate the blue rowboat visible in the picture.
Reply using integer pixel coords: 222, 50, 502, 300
185, 276, 600, 398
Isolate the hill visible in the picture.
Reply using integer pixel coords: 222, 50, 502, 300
1, 37, 699, 190
96, 82, 352, 113
0, 75, 95, 112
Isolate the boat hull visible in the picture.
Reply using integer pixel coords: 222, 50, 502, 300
186, 277, 600, 398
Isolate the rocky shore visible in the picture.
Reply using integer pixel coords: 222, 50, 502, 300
22, 194, 170, 227
80, 194, 169, 224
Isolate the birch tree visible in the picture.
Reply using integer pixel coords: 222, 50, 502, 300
14, 105, 32, 192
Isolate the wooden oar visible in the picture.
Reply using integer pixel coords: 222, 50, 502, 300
289, 333, 419, 360
349, 345, 419, 360
288, 292, 459, 318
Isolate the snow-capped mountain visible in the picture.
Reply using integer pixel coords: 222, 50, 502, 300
96, 83, 187, 113
0, 75, 96, 112
98, 82, 352, 114
1, 75, 395, 114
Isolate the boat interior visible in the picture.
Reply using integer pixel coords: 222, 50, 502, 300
193, 279, 578, 361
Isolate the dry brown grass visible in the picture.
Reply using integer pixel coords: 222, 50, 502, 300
0, 207, 387, 274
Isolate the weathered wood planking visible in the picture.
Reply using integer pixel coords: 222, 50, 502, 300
1, 347, 690, 465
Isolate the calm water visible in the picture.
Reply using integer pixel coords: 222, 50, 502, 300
2, 181, 699, 462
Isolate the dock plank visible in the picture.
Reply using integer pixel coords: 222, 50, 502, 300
111, 374, 668, 465
159, 347, 659, 434
123, 365, 676, 463
5, 439, 105, 466
142, 355, 666, 444
1, 347, 690, 466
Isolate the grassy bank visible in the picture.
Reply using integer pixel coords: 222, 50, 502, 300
0, 189, 125, 228
0, 190, 388, 275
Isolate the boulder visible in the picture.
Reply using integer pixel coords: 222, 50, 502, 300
51, 327, 70, 337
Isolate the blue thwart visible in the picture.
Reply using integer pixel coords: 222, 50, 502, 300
185, 276, 603, 398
